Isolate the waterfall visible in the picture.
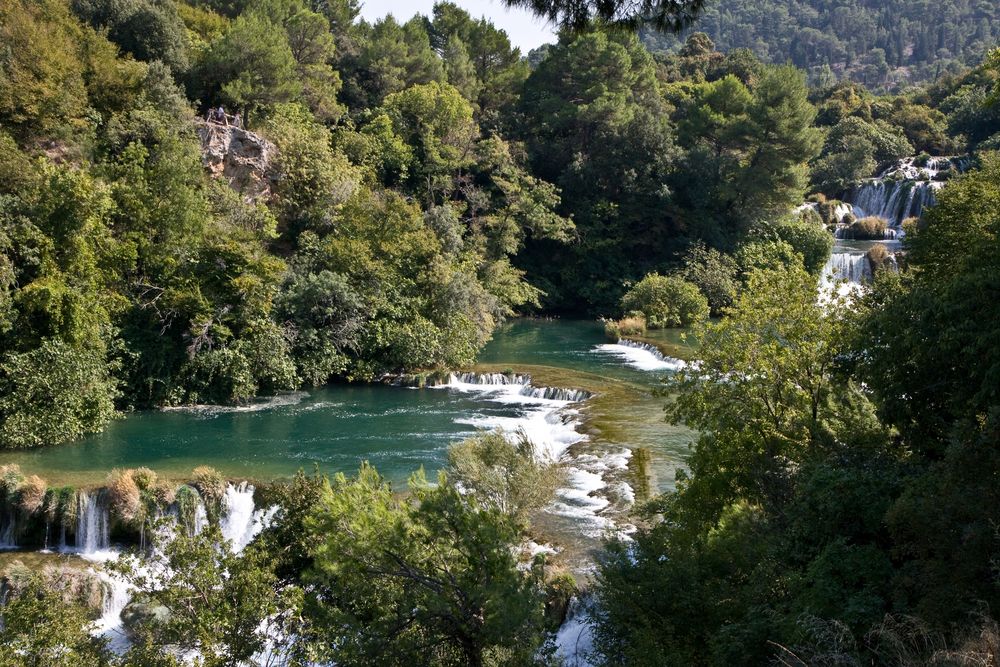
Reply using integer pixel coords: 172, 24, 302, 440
0, 511, 16, 549
445, 371, 530, 386
593, 339, 686, 372
76, 490, 110, 555
518, 385, 593, 402
843, 155, 964, 228
823, 252, 872, 284
220, 483, 274, 553
846, 179, 940, 226
555, 596, 596, 666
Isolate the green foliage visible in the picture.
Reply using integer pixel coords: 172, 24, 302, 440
853, 154, 1000, 450
670, 66, 822, 249
678, 242, 739, 314
518, 29, 679, 311
638, 0, 1000, 91
111, 521, 291, 665
447, 430, 562, 525
71, 0, 190, 72
339, 15, 444, 110
0, 576, 109, 667
767, 217, 834, 274
846, 216, 888, 240
621, 273, 709, 328
0, 0, 90, 140
305, 464, 548, 665
0, 339, 119, 448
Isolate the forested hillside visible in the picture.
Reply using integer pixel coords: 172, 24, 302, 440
640, 0, 1000, 89
2, 0, 1000, 665
0, 0, 998, 450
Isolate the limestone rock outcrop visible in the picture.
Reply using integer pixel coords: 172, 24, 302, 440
196, 121, 276, 201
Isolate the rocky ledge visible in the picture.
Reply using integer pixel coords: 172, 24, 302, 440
195, 121, 276, 201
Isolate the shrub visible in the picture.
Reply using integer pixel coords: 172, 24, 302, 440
107, 469, 142, 525
447, 431, 562, 524
544, 572, 578, 630
15, 475, 47, 514
0, 464, 24, 497
679, 243, 740, 316
620, 274, 710, 329
774, 219, 835, 275
866, 244, 894, 274
192, 466, 226, 524
604, 315, 646, 340
848, 216, 888, 240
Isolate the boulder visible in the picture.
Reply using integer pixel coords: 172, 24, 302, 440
196, 121, 276, 202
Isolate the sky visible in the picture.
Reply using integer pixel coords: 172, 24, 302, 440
357, 0, 557, 53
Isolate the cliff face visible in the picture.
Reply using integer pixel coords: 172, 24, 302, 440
196, 121, 276, 201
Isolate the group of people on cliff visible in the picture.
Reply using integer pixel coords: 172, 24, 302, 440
205, 105, 242, 129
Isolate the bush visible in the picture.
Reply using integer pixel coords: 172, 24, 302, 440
107, 469, 142, 525
192, 466, 226, 524
15, 475, 47, 515
620, 274, 710, 329
679, 243, 740, 316
604, 315, 646, 339
848, 216, 888, 240
774, 219, 835, 275
866, 243, 894, 274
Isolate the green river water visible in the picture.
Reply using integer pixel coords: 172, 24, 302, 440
0, 319, 697, 499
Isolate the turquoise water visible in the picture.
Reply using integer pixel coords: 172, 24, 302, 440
0, 320, 694, 488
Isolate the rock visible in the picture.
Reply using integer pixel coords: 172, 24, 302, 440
196, 120, 276, 202
122, 600, 172, 633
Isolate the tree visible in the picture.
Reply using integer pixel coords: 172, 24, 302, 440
620, 273, 709, 328
678, 243, 739, 315
447, 430, 561, 525
111, 522, 295, 666
517, 30, 679, 312
502, 0, 708, 31
667, 266, 857, 509
0, 339, 119, 449
340, 16, 444, 110
304, 464, 548, 666
853, 154, 1000, 452
671, 67, 822, 247
381, 81, 478, 201
0, 576, 109, 667
198, 10, 300, 120
0, 0, 89, 140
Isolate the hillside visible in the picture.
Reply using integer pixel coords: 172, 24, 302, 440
640, 0, 1000, 90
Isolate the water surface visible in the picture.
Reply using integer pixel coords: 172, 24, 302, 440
0, 320, 695, 491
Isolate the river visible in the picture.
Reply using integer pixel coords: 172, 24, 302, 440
0, 320, 690, 506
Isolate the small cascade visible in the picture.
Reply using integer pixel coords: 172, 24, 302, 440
593, 339, 686, 372
220, 483, 273, 553
843, 155, 966, 229
823, 252, 872, 284
617, 339, 673, 362
93, 572, 131, 651
555, 596, 596, 666
446, 371, 530, 386
519, 385, 593, 402
0, 511, 16, 549
833, 224, 899, 240
76, 490, 110, 555
846, 179, 940, 226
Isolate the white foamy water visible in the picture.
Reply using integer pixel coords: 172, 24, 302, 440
593, 339, 686, 371
440, 372, 635, 542
68, 483, 276, 657
555, 596, 597, 666
160, 392, 309, 416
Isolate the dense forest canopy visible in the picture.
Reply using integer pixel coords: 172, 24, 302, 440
1, 0, 1000, 664
640, 0, 1000, 90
